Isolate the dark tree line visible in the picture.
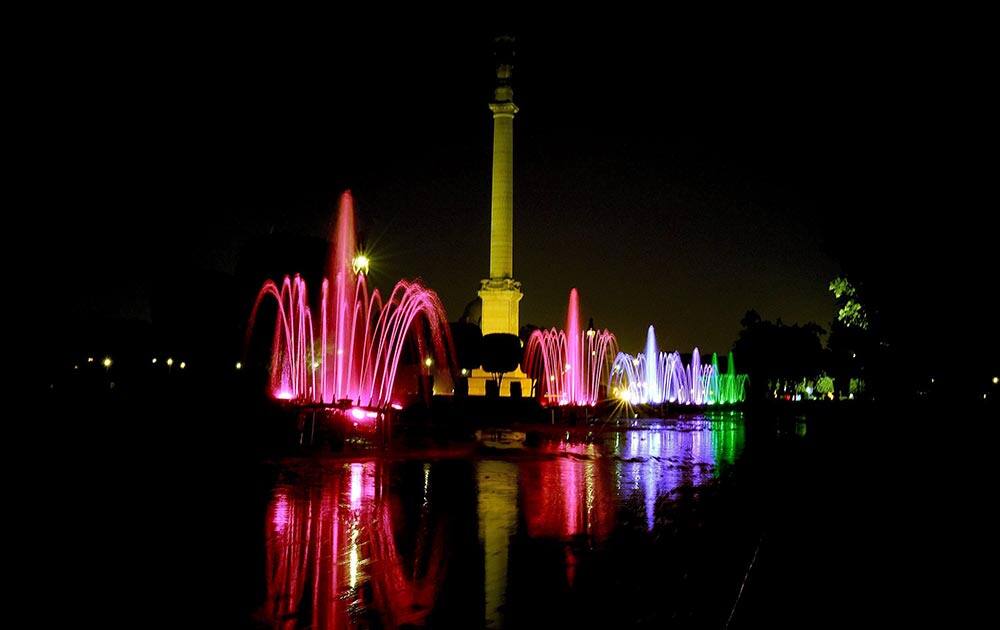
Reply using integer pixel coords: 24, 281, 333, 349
732, 310, 828, 401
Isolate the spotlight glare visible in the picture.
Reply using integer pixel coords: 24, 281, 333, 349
351, 254, 370, 275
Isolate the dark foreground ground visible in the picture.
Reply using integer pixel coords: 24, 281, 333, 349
23, 379, 997, 628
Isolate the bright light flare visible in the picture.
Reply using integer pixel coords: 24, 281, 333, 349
349, 407, 378, 421
351, 253, 370, 275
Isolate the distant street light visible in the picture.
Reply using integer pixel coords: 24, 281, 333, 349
424, 357, 433, 368
235, 362, 242, 370
179, 362, 186, 369
352, 254, 370, 275
102, 357, 112, 369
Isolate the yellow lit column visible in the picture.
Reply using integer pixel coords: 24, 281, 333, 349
469, 38, 532, 397
488, 101, 516, 280
478, 59, 522, 338
478, 70, 522, 338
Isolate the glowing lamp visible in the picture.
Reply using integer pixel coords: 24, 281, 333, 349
993, 376, 998, 385
235, 362, 242, 370
349, 407, 378, 421
152, 358, 157, 364
179, 362, 186, 369
424, 357, 433, 368
351, 254, 370, 275
275, 390, 293, 400
102, 357, 112, 368
166, 358, 174, 367
390, 403, 403, 410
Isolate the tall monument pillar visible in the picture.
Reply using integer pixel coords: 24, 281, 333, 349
470, 36, 532, 397
479, 36, 523, 337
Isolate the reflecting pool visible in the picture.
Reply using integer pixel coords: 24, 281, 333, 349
257, 413, 747, 628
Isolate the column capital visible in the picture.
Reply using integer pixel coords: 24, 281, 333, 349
489, 101, 519, 117
480, 277, 522, 293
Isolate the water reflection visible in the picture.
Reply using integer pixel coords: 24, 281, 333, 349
520, 442, 615, 543
477, 461, 518, 629
615, 417, 744, 530
259, 414, 745, 628
262, 461, 444, 628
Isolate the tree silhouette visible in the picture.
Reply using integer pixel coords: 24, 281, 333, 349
481, 333, 521, 393
733, 311, 827, 400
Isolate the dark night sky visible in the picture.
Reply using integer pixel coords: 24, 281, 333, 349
40, 17, 996, 357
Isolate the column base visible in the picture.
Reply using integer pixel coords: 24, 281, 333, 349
467, 367, 534, 398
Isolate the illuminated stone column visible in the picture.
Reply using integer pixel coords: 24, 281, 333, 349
478, 280, 521, 336
469, 36, 533, 397
479, 37, 522, 338
488, 98, 517, 280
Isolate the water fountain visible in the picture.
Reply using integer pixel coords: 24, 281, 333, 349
608, 325, 747, 406
246, 191, 455, 409
522, 288, 618, 406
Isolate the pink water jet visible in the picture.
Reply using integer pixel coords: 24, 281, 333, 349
246, 191, 455, 408
523, 288, 618, 406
